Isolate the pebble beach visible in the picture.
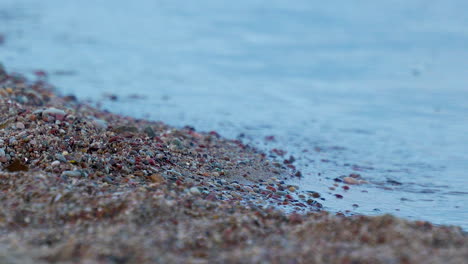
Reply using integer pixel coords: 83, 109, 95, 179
0, 63, 467, 263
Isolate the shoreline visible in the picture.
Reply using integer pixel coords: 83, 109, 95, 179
0, 63, 467, 263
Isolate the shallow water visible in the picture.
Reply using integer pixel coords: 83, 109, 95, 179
1, 0, 467, 229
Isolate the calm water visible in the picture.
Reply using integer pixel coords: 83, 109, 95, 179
1, 0, 467, 229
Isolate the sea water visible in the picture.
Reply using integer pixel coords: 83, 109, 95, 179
1, 0, 467, 229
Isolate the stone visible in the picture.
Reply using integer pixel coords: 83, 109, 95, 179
149, 173, 165, 184
5, 159, 29, 172
92, 118, 108, 130
190, 187, 201, 195
15, 122, 25, 130
42, 108, 66, 116
55, 154, 67, 162
343, 177, 359, 185
144, 126, 156, 138
61, 170, 82, 177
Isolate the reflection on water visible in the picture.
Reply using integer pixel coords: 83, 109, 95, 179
1, 0, 467, 229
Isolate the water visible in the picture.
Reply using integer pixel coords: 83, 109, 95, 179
1, 0, 467, 229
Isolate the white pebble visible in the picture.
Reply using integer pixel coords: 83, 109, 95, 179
15, 122, 25, 130
43, 107, 66, 116
189, 187, 201, 195
92, 118, 108, 130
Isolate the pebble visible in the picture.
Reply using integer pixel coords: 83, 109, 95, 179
190, 187, 201, 195
343, 177, 359, 185
15, 122, 25, 130
9, 137, 17, 145
0, 148, 6, 162
244, 186, 253, 192
42, 107, 66, 116
143, 126, 156, 138
92, 118, 108, 130
149, 174, 165, 184
61, 170, 82, 177
51, 160, 60, 167
55, 154, 67, 162
288, 186, 296, 192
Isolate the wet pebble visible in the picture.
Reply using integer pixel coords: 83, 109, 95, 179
244, 186, 253, 192
343, 177, 359, 185
61, 170, 82, 177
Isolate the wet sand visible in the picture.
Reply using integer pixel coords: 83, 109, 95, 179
0, 64, 467, 263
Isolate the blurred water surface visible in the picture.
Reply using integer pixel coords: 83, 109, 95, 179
1, 0, 467, 229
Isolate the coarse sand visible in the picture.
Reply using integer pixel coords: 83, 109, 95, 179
0, 64, 467, 264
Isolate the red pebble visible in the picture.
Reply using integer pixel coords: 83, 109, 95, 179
271, 148, 287, 156
108, 136, 121, 143
208, 131, 220, 137
334, 194, 344, 199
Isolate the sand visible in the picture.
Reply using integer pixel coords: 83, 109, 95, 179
0, 63, 467, 263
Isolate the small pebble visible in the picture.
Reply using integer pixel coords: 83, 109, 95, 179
62, 170, 82, 177
51, 160, 60, 167
42, 107, 66, 116
15, 122, 25, 130
343, 177, 359, 185
149, 174, 165, 184
0, 148, 6, 162
190, 187, 201, 195
92, 118, 108, 130
55, 154, 67, 162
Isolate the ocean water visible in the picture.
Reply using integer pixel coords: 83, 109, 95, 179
1, 0, 467, 229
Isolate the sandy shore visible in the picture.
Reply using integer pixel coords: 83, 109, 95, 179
0, 63, 467, 263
